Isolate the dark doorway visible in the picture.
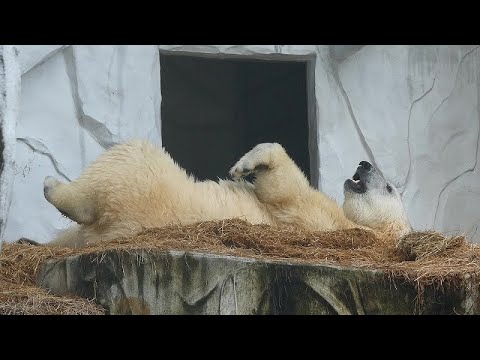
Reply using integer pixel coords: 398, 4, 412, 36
160, 53, 315, 184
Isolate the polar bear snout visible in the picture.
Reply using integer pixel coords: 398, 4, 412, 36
344, 161, 381, 194
355, 160, 377, 181
358, 161, 372, 171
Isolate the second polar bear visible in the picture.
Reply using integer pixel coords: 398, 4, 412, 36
43, 140, 411, 248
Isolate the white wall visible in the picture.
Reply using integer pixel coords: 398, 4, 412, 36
2, 45, 480, 243
0, 45, 21, 250
4, 45, 161, 243
338, 45, 480, 237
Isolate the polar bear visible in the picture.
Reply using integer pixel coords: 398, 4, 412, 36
42, 140, 411, 248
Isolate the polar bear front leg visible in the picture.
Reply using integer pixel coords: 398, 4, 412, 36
229, 143, 280, 179
229, 143, 311, 205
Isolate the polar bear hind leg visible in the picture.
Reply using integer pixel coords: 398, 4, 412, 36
43, 176, 96, 225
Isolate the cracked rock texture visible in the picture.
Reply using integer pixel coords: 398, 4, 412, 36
37, 250, 479, 315
17, 45, 65, 75
338, 45, 480, 238
3, 46, 161, 243
0, 46, 21, 250
2, 45, 480, 244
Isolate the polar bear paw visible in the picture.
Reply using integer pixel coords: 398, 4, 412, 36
229, 143, 281, 180
43, 176, 61, 200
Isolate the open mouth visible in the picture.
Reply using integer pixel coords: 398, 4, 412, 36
352, 171, 360, 182
344, 169, 367, 194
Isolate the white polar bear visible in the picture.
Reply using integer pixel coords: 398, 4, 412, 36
42, 140, 411, 248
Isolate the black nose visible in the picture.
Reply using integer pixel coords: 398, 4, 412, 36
359, 161, 372, 171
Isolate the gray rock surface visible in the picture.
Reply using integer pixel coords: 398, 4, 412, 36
37, 250, 479, 315
17, 45, 65, 75
0, 46, 21, 250
3, 45, 161, 243
338, 45, 480, 236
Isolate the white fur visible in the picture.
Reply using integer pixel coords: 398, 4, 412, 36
44, 140, 411, 248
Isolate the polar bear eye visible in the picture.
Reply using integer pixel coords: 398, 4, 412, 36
386, 184, 393, 193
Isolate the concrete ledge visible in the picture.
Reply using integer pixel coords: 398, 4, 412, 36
36, 249, 478, 315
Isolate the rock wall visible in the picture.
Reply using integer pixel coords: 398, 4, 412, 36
0, 46, 21, 251
2, 45, 480, 243
3, 46, 161, 243
338, 46, 480, 235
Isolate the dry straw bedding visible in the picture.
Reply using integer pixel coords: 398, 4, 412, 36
1, 219, 479, 314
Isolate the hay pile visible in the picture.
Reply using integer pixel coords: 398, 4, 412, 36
0, 243, 104, 315
1, 218, 479, 314
396, 231, 470, 261
0, 280, 104, 315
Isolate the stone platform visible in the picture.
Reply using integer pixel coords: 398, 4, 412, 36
36, 249, 479, 315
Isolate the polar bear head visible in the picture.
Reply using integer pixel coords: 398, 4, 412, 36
342, 161, 411, 239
